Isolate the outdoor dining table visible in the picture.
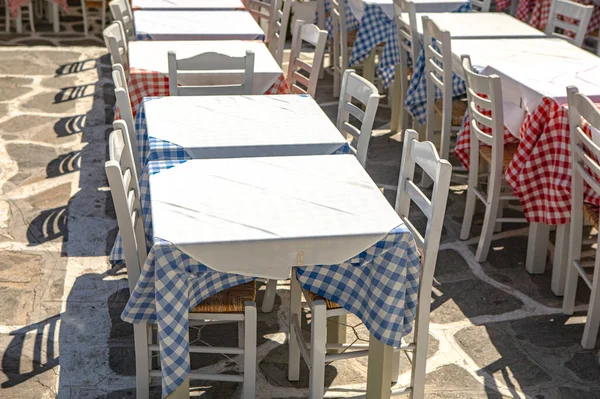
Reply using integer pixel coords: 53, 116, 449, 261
131, 0, 245, 10
133, 10, 265, 41
121, 154, 421, 399
123, 40, 289, 118
449, 37, 600, 295
514, 0, 600, 35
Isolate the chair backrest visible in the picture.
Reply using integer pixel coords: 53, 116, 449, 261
109, 0, 135, 40
336, 69, 380, 167
247, 0, 279, 41
287, 20, 328, 97
167, 50, 255, 96
545, 0, 593, 47
461, 55, 505, 182
103, 21, 128, 66
567, 86, 600, 208
394, 128, 451, 389
470, 0, 492, 12
112, 64, 141, 174
423, 16, 453, 160
331, 0, 349, 74
105, 122, 146, 293
270, 0, 292, 66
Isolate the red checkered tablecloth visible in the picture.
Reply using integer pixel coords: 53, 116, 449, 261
8, 0, 68, 15
514, 0, 600, 35
121, 68, 290, 118
455, 97, 600, 225
495, 0, 512, 11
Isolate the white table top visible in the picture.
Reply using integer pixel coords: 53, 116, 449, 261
401, 12, 547, 38
133, 10, 265, 41
132, 0, 244, 10
349, 0, 467, 20
128, 41, 282, 93
145, 95, 348, 158
149, 155, 401, 278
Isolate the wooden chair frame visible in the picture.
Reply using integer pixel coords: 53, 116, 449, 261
545, 0, 593, 47
287, 20, 328, 98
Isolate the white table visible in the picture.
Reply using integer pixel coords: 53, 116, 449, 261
128, 40, 284, 95
132, 0, 245, 10
349, 0, 466, 19
150, 154, 408, 399
143, 95, 348, 159
133, 10, 265, 41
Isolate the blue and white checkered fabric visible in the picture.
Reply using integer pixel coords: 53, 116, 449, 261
318, 0, 360, 36
135, 32, 153, 40
296, 224, 420, 347
349, 1, 470, 89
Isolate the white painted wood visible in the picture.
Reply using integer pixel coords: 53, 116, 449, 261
103, 21, 128, 67
261, 278, 277, 313
287, 20, 328, 97
112, 64, 141, 174
270, 0, 292, 66
336, 69, 381, 167
109, 0, 135, 40
82, 0, 107, 36
366, 335, 393, 399
459, 55, 527, 262
327, 314, 347, 355
563, 85, 600, 349
545, 0, 593, 47
330, 0, 350, 98
167, 50, 255, 96
526, 223, 550, 274
247, 0, 279, 41
309, 300, 327, 399
470, 0, 492, 12
552, 224, 570, 295
288, 270, 302, 381
243, 302, 257, 398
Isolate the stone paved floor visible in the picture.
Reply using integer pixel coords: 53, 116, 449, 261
0, 7, 600, 399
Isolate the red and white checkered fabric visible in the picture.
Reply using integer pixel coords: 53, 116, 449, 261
8, 0, 68, 15
515, 0, 600, 34
455, 97, 600, 225
495, 0, 512, 11
121, 68, 290, 118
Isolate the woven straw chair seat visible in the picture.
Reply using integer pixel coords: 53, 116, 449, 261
191, 281, 256, 313
479, 142, 519, 169
583, 203, 599, 228
86, 0, 106, 7
304, 289, 342, 310
434, 98, 468, 126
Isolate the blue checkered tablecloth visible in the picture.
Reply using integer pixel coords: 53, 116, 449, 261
135, 32, 153, 40
122, 160, 421, 398
349, 1, 470, 89
319, 0, 361, 36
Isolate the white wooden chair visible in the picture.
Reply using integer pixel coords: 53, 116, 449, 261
167, 50, 255, 96
562, 85, 600, 349
109, 0, 135, 40
246, 0, 279, 44
330, 0, 353, 98
269, 0, 292, 66
459, 55, 526, 263
81, 0, 108, 36
106, 123, 258, 399
545, 0, 593, 47
112, 63, 141, 174
103, 22, 129, 68
288, 128, 452, 398
286, 20, 328, 98
4, 1, 35, 33
471, 0, 492, 12
336, 69, 380, 167
390, 0, 419, 133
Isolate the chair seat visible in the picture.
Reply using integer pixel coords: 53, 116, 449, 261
434, 98, 467, 126
191, 281, 256, 313
583, 203, 599, 229
479, 142, 519, 169
86, 0, 105, 7
304, 289, 343, 310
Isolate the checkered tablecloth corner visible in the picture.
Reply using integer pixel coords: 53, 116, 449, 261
495, 0, 512, 11
349, 3, 393, 69
516, 0, 600, 34
403, 41, 467, 125
320, 0, 361, 37
135, 32, 154, 40
296, 224, 421, 347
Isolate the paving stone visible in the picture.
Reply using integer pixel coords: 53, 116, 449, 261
0, 50, 81, 75
40, 75, 80, 89
0, 76, 33, 101
0, 251, 43, 283
557, 386, 600, 399
425, 364, 494, 394
22, 91, 79, 114
0, 115, 80, 145
0, 286, 36, 325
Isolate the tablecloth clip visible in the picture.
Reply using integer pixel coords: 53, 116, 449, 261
297, 251, 304, 266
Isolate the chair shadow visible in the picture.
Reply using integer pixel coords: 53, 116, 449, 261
54, 115, 87, 137
54, 84, 96, 104
46, 151, 82, 178
55, 59, 98, 76
26, 205, 68, 249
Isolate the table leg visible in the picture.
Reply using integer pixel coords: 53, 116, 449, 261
165, 376, 190, 399
366, 334, 393, 399
16, 9, 23, 33
551, 224, 570, 296
326, 315, 346, 354
509, 0, 519, 16
362, 49, 376, 84
52, 3, 59, 33
526, 222, 550, 275
390, 74, 402, 134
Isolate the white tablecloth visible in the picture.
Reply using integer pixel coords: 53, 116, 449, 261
401, 12, 547, 38
145, 95, 348, 158
128, 40, 282, 93
150, 155, 401, 278
133, 10, 265, 40
349, 0, 467, 19
132, 0, 244, 10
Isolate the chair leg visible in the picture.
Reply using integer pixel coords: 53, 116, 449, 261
460, 186, 477, 241
27, 2, 34, 32
16, 8, 22, 33
494, 200, 503, 233
288, 271, 302, 381
133, 324, 150, 399
242, 302, 257, 399
238, 320, 245, 364
475, 176, 501, 262
5, 5, 9, 32
333, 67, 341, 99
391, 348, 400, 384
563, 215, 583, 315
551, 224, 570, 296
582, 264, 600, 348
261, 279, 277, 313
309, 301, 327, 399
81, 0, 88, 36
101, 0, 106, 32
